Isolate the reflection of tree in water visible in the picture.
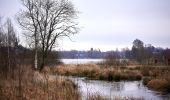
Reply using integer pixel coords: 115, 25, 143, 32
110, 82, 124, 92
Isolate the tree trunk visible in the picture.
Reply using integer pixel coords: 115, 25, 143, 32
35, 49, 38, 70
40, 51, 47, 71
34, 33, 38, 70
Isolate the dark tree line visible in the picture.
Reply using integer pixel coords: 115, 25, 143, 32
59, 49, 103, 59
0, 18, 19, 78
126, 39, 170, 65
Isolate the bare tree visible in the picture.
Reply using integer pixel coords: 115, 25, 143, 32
17, 0, 79, 70
0, 18, 19, 78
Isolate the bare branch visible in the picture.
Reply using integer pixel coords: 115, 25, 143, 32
16, 0, 79, 70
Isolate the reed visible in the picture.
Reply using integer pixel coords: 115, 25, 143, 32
86, 94, 144, 100
138, 65, 170, 92
87, 94, 108, 100
147, 79, 170, 92
52, 64, 170, 93
53, 64, 142, 81
0, 65, 80, 100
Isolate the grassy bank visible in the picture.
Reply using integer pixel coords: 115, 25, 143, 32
140, 66, 170, 92
51, 64, 142, 81
0, 65, 80, 100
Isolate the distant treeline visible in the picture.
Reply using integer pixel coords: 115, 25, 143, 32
59, 47, 169, 60
59, 39, 170, 65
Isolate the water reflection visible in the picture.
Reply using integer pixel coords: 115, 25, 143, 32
62, 59, 103, 64
69, 77, 170, 100
110, 82, 124, 91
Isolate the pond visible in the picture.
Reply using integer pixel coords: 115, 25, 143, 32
69, 77, 170, 100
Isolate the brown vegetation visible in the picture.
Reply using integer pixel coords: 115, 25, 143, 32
0, 65, 80, 100
87, 94, 144, 100
0, 64, 146, 100
147, 79, 170, 92
51, 64, 142, 81
51, 64, 170, 93
114, 97, 144, 100
87, 94, 108, 100
125, 65, 170, 93
138, 65, 170, 92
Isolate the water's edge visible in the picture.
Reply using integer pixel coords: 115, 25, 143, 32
68, 76, 170, 100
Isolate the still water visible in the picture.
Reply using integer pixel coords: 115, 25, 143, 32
70, 77, 170, 100
61, 59, 103, 64
62, 59, 170, 100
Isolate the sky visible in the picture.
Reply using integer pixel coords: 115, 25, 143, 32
0, 0, 170, 51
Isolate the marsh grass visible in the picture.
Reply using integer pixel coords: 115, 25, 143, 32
87, 94, 109, 100
136, 65, 170, 93
0, 65, 80, 100
114, 96, 144, 100
52, 64, 142, 81
147, 79, 170, 92
87, 93, 144, 100
52, 64, 170, 93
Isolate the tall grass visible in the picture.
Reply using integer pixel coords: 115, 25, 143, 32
147, 79, 170, 92
0, 65, 80, 100
137, 65, 170, 92
52, 64, 142, 81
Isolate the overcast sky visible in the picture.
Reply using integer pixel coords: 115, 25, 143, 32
0, 0, 170, 51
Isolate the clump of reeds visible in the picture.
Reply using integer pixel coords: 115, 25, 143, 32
139, 65, 170, 93
53, 64, 142, 81
114, 96, 144, 100
86, 93, 144, 100
96, 68, 142, 81
87, 94, 109, 100
146, 79, 170, 92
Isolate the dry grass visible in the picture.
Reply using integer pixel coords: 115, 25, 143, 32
0, 65, 80, 100
147, 79, 170, 92
114, 96, 144, 100
86, 94, 144, 100
136, 65, 170, 92
87, 94, 109, 100
86, 93, 144, 100
2, 64, 169, 99
51, 64, 170, 93
51, 64, 142, 81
